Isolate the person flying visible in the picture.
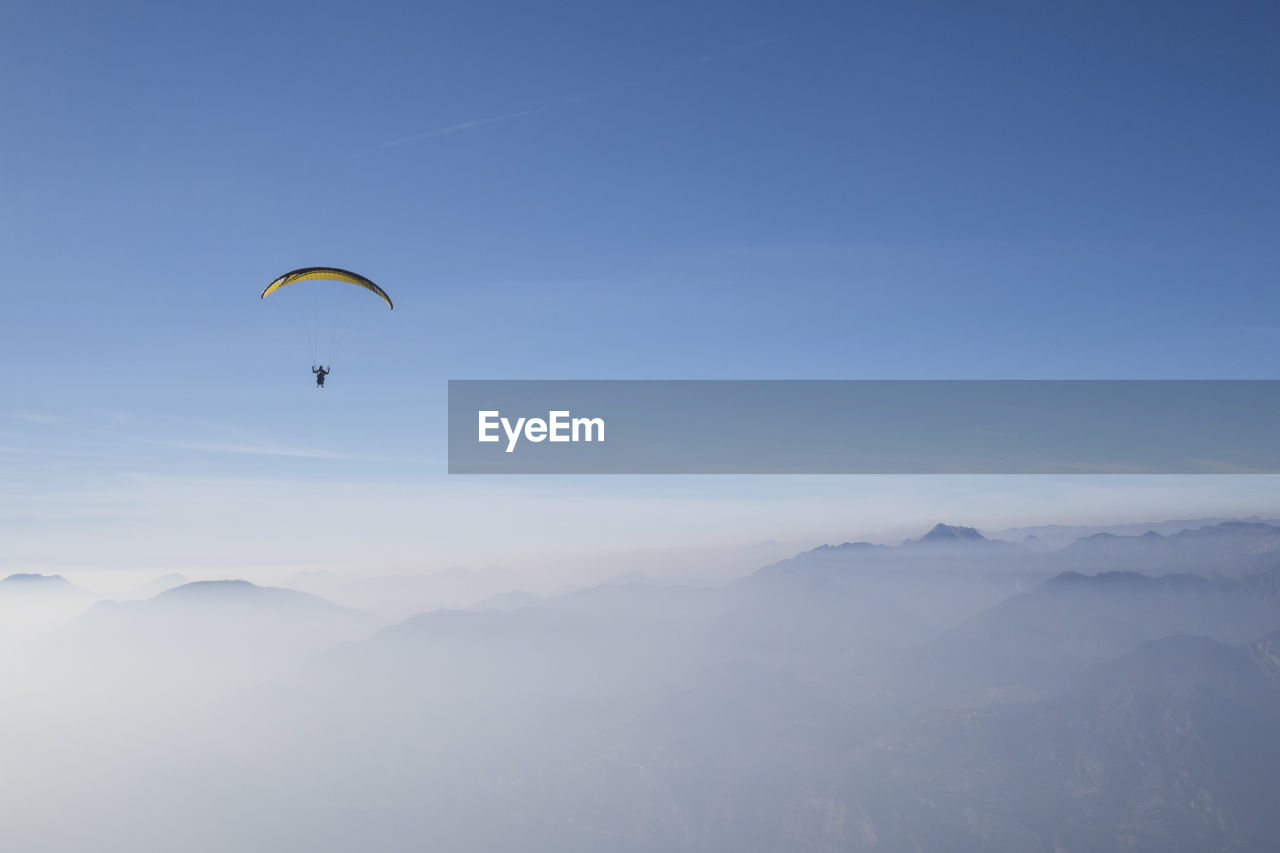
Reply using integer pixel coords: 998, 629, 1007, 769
261, 268, 392, 389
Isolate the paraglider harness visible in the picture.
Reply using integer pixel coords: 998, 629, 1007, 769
312, 365, 330, 388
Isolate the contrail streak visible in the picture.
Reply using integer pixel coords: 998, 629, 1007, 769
375, 35, 786, 151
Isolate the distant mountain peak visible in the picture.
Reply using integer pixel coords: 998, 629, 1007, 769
1044, 569, 1151, 588
164, 579, 254, 592
0, 572, 91, 604
1183, 520, 1278, 537
156, 579, 264, 601
919, 523, 986, 543
811, 541, 881, 553
2, 572, 71, 587
134, 579, 349, 614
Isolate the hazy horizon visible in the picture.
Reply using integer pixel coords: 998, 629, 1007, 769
11, 508, 1280, 601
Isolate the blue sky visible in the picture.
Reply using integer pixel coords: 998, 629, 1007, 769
3, 1, 1279, 581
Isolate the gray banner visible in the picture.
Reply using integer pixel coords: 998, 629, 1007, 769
447, 380, 1280, 474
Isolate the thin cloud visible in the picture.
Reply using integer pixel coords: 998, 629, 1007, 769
15, 410, 65, 425
375, 35, 786, 151
378, 93, 598, 149
159, 440, 433, 465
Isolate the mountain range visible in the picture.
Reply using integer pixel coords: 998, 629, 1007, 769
4, 519, 1280, 851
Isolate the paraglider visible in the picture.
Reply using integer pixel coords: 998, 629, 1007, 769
261, 267, 392, 386
261, 267, 394, 310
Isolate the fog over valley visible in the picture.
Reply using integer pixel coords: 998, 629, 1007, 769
4, 518, 1280, 850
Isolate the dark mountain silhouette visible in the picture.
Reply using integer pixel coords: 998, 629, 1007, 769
0, 572, 91, 598
909, 565, 1280, 702
744, 521, 1280, 639
1049, 521, 1280, 578
3, 572, 71, 587
992, 516, 1280, 549
154, 578, 330, 604
913, 522, 989, 543
743, 523, 1047, 631
860, 633, 1280, 852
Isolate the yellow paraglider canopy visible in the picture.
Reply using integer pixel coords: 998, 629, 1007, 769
261, 267, 393, 310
